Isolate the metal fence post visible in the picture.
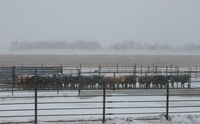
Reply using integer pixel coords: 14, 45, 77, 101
57, 75, 59, 95
166, 67, 169, 120
155, 66, 158, 74
34, 69, 38, 124
103, 76, 106, 123
153, 64, 155, 73
134, 64, 136, 75
60, 64, 63, 74
11, 66, 16, 95
170, 64, 172, 76
117, 64, 118, 73
99, 64, 101, 89
78, 69, 81, 96
177, 66, 179, 76
177, 66, 179, 88
188, 68, 191, 89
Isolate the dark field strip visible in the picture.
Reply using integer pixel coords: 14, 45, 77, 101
1, 55, 200, 66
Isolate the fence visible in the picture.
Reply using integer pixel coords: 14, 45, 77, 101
0, 87, 200, 123
0, 64, 200, 123
1, 64, 199, 76
1, 64, 200, 91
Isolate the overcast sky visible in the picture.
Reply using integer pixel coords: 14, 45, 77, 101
0, 0, 200, 48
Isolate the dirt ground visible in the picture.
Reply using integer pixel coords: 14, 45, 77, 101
0, 54, 200, 67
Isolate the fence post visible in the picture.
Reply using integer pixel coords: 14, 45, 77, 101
78, 69, 81, 96
60, 64, 63, 74
170, 64, 172, 76
177, 66, 179, 76
155, 66, 158, 74
99, 64, 101, 89
102, 75, 106, 123
11, 66, 16, 95
166, 67, 169, 120
188, 68, 191, 89
80, 64, 82, 72
116, 64, 118, 73
56, 74, 59, 95
34, 69, 38, 124
134, 64, 136, 75
177, 66, 179, 88
153, 64, 155, 73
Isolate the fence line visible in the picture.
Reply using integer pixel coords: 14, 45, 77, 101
0, 89, 200, 123
1, 64, 199, 92
0, 64, 200, 123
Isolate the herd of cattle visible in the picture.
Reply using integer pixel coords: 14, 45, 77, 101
15, 73, 191, 90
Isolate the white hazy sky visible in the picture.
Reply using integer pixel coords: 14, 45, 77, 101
0, 0, 200, 48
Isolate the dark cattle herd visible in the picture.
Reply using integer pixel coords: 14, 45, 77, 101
15, 73, 191, 90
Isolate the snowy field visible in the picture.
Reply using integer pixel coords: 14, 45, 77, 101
0, 78, 200, 124
0, 89, 200, 124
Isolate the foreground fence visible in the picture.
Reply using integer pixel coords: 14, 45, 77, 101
0, 64, 200, 123
0, 87, 200, 123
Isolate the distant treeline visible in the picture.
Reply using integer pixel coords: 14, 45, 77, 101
110, 40, 200, 51
10, 40, 200, 51
109, 40, 173, 51
10, 41, 102, 50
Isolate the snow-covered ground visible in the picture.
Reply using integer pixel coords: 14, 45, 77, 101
0, 90, 200, 124
2, 48, 200, 55
39, 115, 200, 124
0, 72, 200, 123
